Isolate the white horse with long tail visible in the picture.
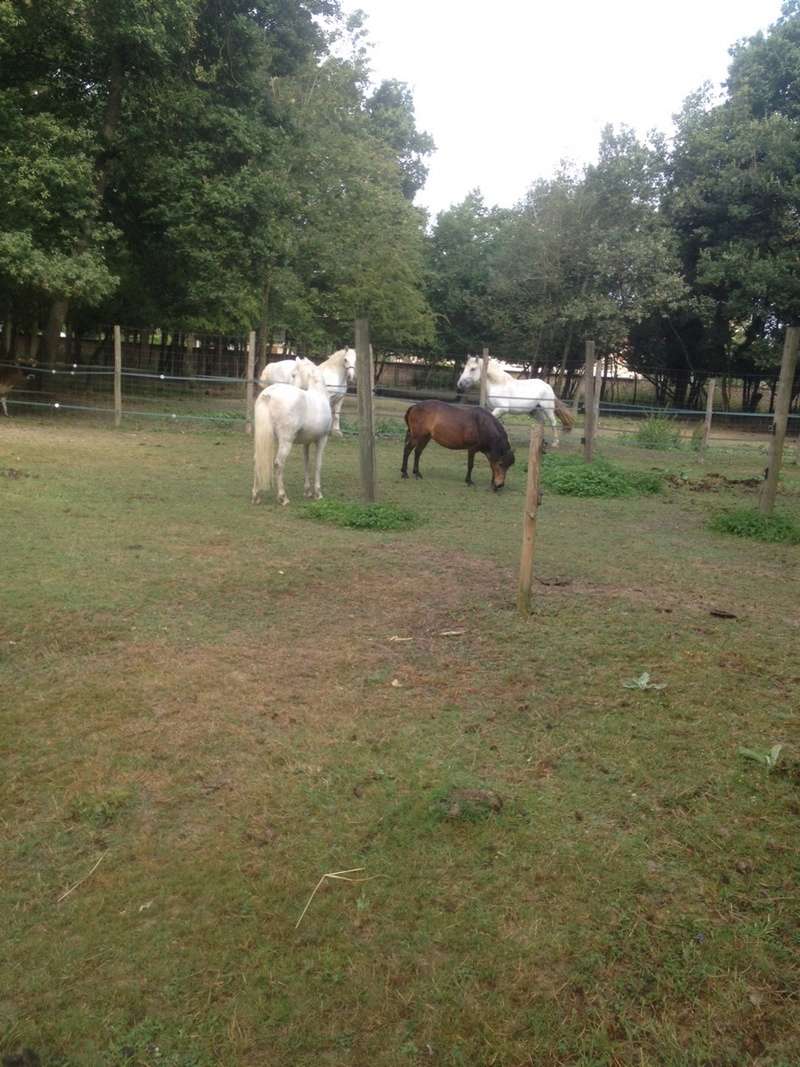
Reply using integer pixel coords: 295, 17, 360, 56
456, 356, 574, 446
260, 348, 355, 436
252, 358, 333, 506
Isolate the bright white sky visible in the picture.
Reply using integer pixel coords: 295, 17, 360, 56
350, 0, 783, 219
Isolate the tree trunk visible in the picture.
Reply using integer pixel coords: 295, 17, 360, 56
42, 301, 66, 365
256, 277, 271, 376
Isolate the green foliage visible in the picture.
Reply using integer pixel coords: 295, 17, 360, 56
301, 499, 419, 530
539, 454, 663, 497
738, 744, 784, 771
69, 788, 133, 827
631, 416, 683, 451
622, 671, 667, 691
709, 507, 800, 544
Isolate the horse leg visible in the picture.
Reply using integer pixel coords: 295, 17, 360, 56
331, 395, 344, 437
312, 435, 329, 499
412, 436, 430, 478
274, 437, 294, 506
303, 444, 313, 497
401, 432, 415, 478
465, 449, 477, 485
1, 397, 7, 417
543, 403, 559, 447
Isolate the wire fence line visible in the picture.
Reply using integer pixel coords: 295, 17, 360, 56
3, 360, 799, 443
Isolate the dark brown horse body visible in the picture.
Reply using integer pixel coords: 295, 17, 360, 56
0, 365, 35, 416
401, 400, 515, 490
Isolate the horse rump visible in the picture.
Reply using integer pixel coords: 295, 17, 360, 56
251, 393, 275, 502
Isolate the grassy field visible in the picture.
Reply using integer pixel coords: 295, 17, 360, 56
2, 412, 799, 1067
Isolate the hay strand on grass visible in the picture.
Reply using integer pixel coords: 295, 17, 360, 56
294, 867, 373, 929
56, 852, 107, 904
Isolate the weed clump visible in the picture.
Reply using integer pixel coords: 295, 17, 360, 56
630, 415, 683, 450
709, 507, 800, 544
302, 499, 418, 530
540, 454, 662, 497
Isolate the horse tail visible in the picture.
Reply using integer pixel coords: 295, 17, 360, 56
252, 394, 274, 500
554, 396, 574, 431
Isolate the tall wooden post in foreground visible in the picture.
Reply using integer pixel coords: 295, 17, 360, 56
699, 377, 716, 459
480, 347, 490, 409
583, 340, 596, 463
760, 326, 800, 515
355, 318, 376, 502
113, 325, 122, 428
517, 423, 545, 616
245, 330, 256, 435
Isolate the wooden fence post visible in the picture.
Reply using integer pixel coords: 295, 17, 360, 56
760, 325, 800, 515
113, 324, 122, 428
355, 318, 376, 502
583, 339, 596, 463
699, 377, 715, 459
480, 347, 490, 408
245, 330, 256, 435
517, 423, 545, 615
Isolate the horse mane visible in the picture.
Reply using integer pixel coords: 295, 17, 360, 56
475, 407, 513, 460
486, 357, 513, 385
319, 349, 345, 369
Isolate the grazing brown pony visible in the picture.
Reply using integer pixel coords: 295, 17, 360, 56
401, 400, 515, 490
0, 365, 35, 416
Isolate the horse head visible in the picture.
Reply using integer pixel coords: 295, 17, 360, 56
488, 447, 515, 490
344, 348, 357, 386
456, 355, 481, 392
289, 357, 321, 390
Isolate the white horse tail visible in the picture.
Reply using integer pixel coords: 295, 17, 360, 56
252, 395, 274, 501
554, 396, 574, 432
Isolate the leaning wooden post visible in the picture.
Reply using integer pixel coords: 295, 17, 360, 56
593, 356, 602, 435
760, 325, 800, 515
480, 347, 490, 408
699, 377, 716, 459
517, 423, 545, 615
355, 317, 377, 502
245, 329, 256, 435
583, 339, 596, 463
113, 324, 122, 428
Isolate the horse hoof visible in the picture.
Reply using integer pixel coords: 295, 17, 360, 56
279, 497, 289, 506
401, 472, 408, 479
314, 491, 323, 500
413, 473, 422, 480
304, 489, 314, 498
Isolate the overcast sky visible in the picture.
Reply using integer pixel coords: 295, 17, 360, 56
348, 0, 783, 219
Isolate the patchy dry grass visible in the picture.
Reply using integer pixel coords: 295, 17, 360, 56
2, 416, 800, 1067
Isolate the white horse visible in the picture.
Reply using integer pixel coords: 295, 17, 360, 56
260, 348, 356, 436
456, 355, 574, 446
252, 358, 333, 506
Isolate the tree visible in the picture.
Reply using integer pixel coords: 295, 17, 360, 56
425, 191, 506, 359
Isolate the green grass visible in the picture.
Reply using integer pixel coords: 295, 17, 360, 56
540, 453, 663, 496
302, 498, 419, 530
629, 415, 684, 451
2, 415, 800, 1066
709, 505, 800, 544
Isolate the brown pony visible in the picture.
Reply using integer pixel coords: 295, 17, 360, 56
0, 364, 35, 416
401, 400, 515, 490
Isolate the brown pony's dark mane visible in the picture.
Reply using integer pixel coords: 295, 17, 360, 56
474, 406, 514, 463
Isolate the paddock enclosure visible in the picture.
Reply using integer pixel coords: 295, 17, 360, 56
3, 413, 800, 1066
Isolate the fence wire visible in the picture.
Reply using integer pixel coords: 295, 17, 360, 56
3, 360, 799, 448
